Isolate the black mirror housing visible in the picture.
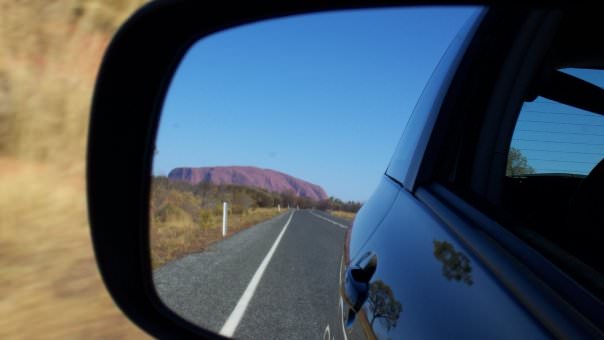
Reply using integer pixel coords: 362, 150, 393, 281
87, 1, 455, 338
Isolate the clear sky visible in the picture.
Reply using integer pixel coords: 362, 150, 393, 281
153, 6, 481, 202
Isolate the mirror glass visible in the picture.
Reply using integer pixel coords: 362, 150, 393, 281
150, 6, 479, 338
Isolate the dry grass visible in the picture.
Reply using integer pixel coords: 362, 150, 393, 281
151, 208, 285, 269
0, 158, 147, 339
329, 210, 357, 221
1, 0, 150, 338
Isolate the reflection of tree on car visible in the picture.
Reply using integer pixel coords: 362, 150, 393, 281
367, 280, 402, 331
433, 240, 473, 285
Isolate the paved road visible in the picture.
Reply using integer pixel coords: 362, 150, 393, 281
153, 209, 350, 339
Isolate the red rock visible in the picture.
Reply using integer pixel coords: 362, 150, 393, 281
168, 166, 328, 201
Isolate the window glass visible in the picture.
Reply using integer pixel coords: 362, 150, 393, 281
503, 68, 604, 298
508, 69, 604, 176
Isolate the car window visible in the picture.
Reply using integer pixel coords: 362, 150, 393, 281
502, 68, 604, 298
508, 71, 604, 176
423, 8, 603, 327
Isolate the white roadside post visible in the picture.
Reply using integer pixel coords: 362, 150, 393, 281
277, 204, 280, 212
222, 201, 228, 237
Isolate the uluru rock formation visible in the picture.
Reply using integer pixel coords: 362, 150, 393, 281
168, 166, 328, 201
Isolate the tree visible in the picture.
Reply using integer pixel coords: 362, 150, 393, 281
256, 192, 274, 207
317, 199, 330, 211
232, 190, 254, 214
506, 147, 535, 176
280, 190, 297, 208
342, 200, 362, 212
368, 280, 402, 330
297, 196, 313, 209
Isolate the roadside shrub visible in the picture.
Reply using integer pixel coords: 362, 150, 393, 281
157, 203, 189, 223
199, 209, 214, 229
231, 204, 245, 215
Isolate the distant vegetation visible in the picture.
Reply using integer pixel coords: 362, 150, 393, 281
151, 176, 363, 216
329, 210, 357, 221
506, 147, 535, 176
150, 176, 363, 268
317, 196, 363, 213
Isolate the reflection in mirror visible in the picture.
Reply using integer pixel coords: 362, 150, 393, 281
150, 7, 478, 338
433, 240, 474, 285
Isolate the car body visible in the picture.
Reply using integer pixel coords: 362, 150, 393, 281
333, 6, 603, 340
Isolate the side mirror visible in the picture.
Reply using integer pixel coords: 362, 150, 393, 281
87, 1, 483, 338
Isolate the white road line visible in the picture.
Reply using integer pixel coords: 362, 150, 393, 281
219, 211, 295, 337
309, 211, 348, 229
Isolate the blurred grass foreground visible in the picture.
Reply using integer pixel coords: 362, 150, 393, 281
0, 1, 149, 338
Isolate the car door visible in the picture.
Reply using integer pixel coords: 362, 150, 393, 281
338, 6, 603, 340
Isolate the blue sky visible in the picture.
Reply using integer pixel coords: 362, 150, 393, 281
153, 6, 481, 201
